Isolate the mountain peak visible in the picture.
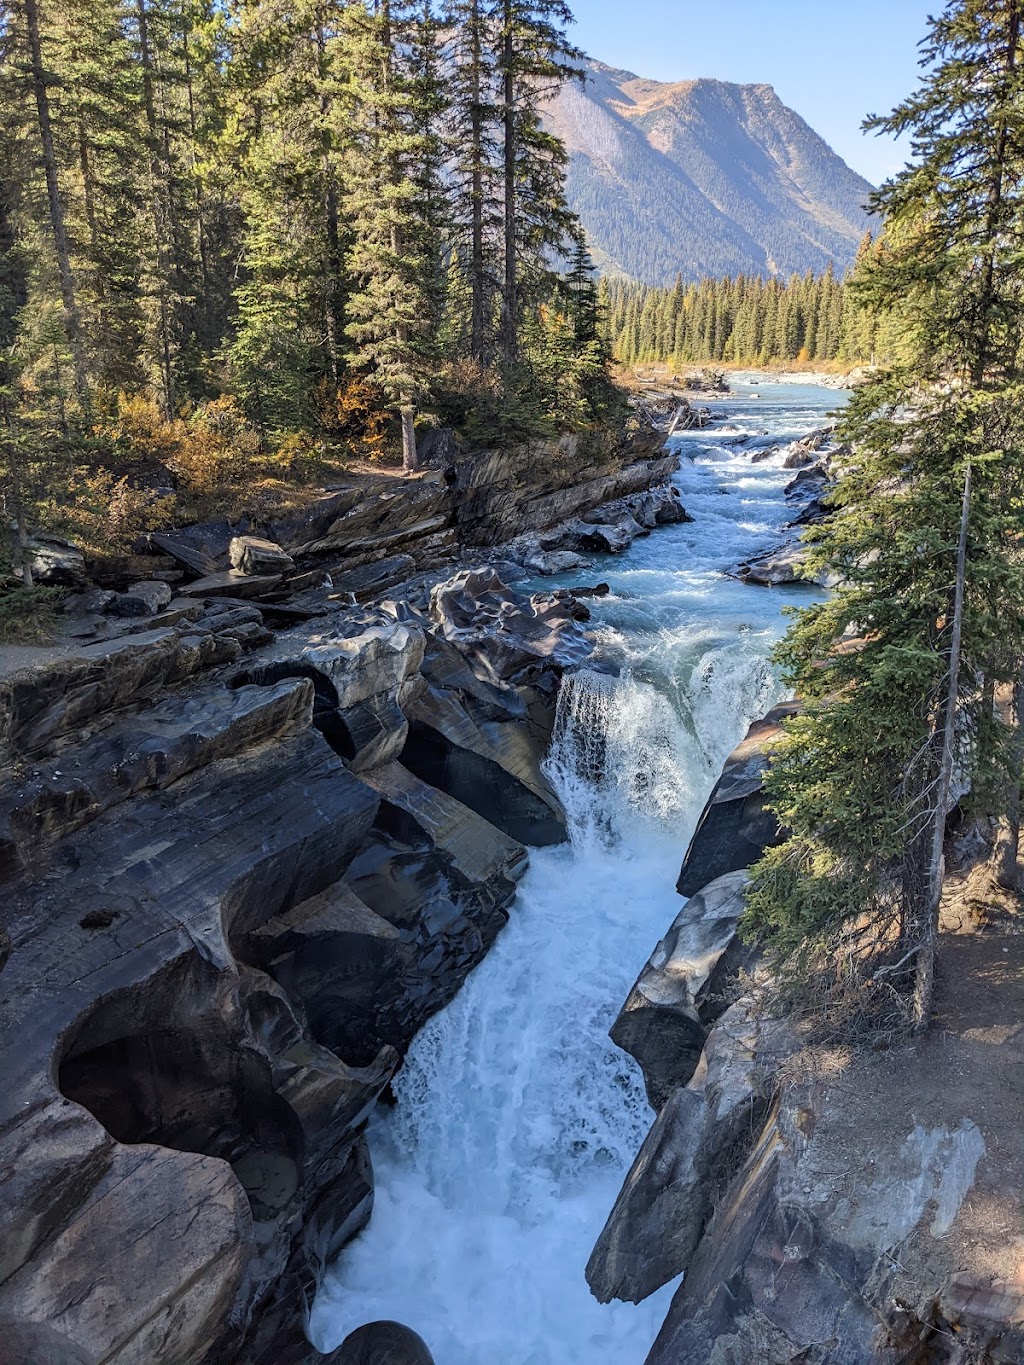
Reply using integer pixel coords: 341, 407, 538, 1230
546, 62, 874, 284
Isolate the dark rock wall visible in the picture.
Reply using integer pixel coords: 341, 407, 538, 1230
0, 570, 588, 1365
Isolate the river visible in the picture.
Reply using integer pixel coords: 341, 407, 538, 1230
310, 381, 845, 1364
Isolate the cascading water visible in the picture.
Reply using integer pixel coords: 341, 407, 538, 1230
311, 381, 845, 1364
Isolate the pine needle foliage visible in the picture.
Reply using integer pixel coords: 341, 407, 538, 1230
745, 0, 1024, 1026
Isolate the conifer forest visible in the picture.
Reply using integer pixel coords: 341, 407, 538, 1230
0, 0, 618, 551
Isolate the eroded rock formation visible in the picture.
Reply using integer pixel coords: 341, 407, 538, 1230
0, 567, 593, 1365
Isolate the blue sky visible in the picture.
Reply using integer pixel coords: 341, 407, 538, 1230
569, 0, 936, 185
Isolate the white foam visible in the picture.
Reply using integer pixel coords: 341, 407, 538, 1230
310, 384, 842, 1363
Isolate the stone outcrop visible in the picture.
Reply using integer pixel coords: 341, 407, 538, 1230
589, 994, 795, 1306
429, 567, 594, 684
644, 1089, 991, 1365
593, 700, 1019, 1365
122, 434, 680, 618
677, 702, 798, 897
0, 565, 591, 1365
442, 433, 677, 549
610, 870, 754, 1109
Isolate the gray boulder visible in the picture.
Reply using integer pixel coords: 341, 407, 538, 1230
609, 870, 752, 1109
229, 535, 295, 576
23, 535, 86, 586
107, 579, 173, 617
677, 701, 798, 896
564, 515, 645, 554
733, 539, 817, 586
334, 1321, 434, 1364
524, 549, 590, 576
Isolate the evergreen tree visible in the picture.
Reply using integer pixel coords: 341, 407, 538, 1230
494, 0, 581, 364
745, 0, 1024, 1029
340, 0, 449, 471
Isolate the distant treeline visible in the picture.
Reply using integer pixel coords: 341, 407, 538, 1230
603, 237, 887, 367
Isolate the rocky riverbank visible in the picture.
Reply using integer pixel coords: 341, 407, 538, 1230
0, 431, 686, 1365
586, 709, 1024, 1365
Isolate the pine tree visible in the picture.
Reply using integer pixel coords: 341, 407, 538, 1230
340, 0, 449, 471
494, 0, 581, 365
745, 0, 1024, 1029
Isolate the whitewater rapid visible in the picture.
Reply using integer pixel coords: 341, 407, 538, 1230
310, 382, 844, 1364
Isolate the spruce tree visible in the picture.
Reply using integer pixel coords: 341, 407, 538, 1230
340, 0, 448, 471
745, 0, 1024, 1028
493, 0, 582, 365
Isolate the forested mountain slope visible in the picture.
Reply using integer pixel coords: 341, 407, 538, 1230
544, 62, 876, 284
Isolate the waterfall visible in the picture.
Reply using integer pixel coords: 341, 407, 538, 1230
311, 380, 842, 1364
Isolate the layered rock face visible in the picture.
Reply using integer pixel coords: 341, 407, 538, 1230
0, 569, 589, 1365
129, 432, 677, 604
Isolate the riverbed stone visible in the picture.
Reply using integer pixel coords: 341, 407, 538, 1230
610, 870, 753, 1108
334, 1321, 435, 1364
676, 702, 798, 897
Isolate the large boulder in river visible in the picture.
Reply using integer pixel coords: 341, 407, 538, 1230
609, 870, 754, 1109
676, 701, 798, 897
334, 1321, 435, 1364
733, 538, 819, 586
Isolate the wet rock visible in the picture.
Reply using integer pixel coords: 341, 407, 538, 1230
429, 567, 593, 684
785, 460, 830, 500
401, 673, 566, 846
229, 535, 295, 576
609, 870, 753, 1109
524, 549, 590, 575
334, 1321, 435, 1365
733, 540, 815, 586
782, 443, 815, 469
589, 996, 795, 1305
677, 702, 798, 897
788, 495, 829, 527
564, 515, 644, 554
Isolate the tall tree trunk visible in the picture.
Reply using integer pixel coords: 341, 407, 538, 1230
316, 13, 341, 382
913, 460, 972, 1029
500, 0, 517, 365
468, 0, 486, 364
24, 0, 90, 407
399, 401, 417, 472
136, 0, 176, 417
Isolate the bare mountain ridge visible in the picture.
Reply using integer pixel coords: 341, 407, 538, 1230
545, 61, 876, 284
